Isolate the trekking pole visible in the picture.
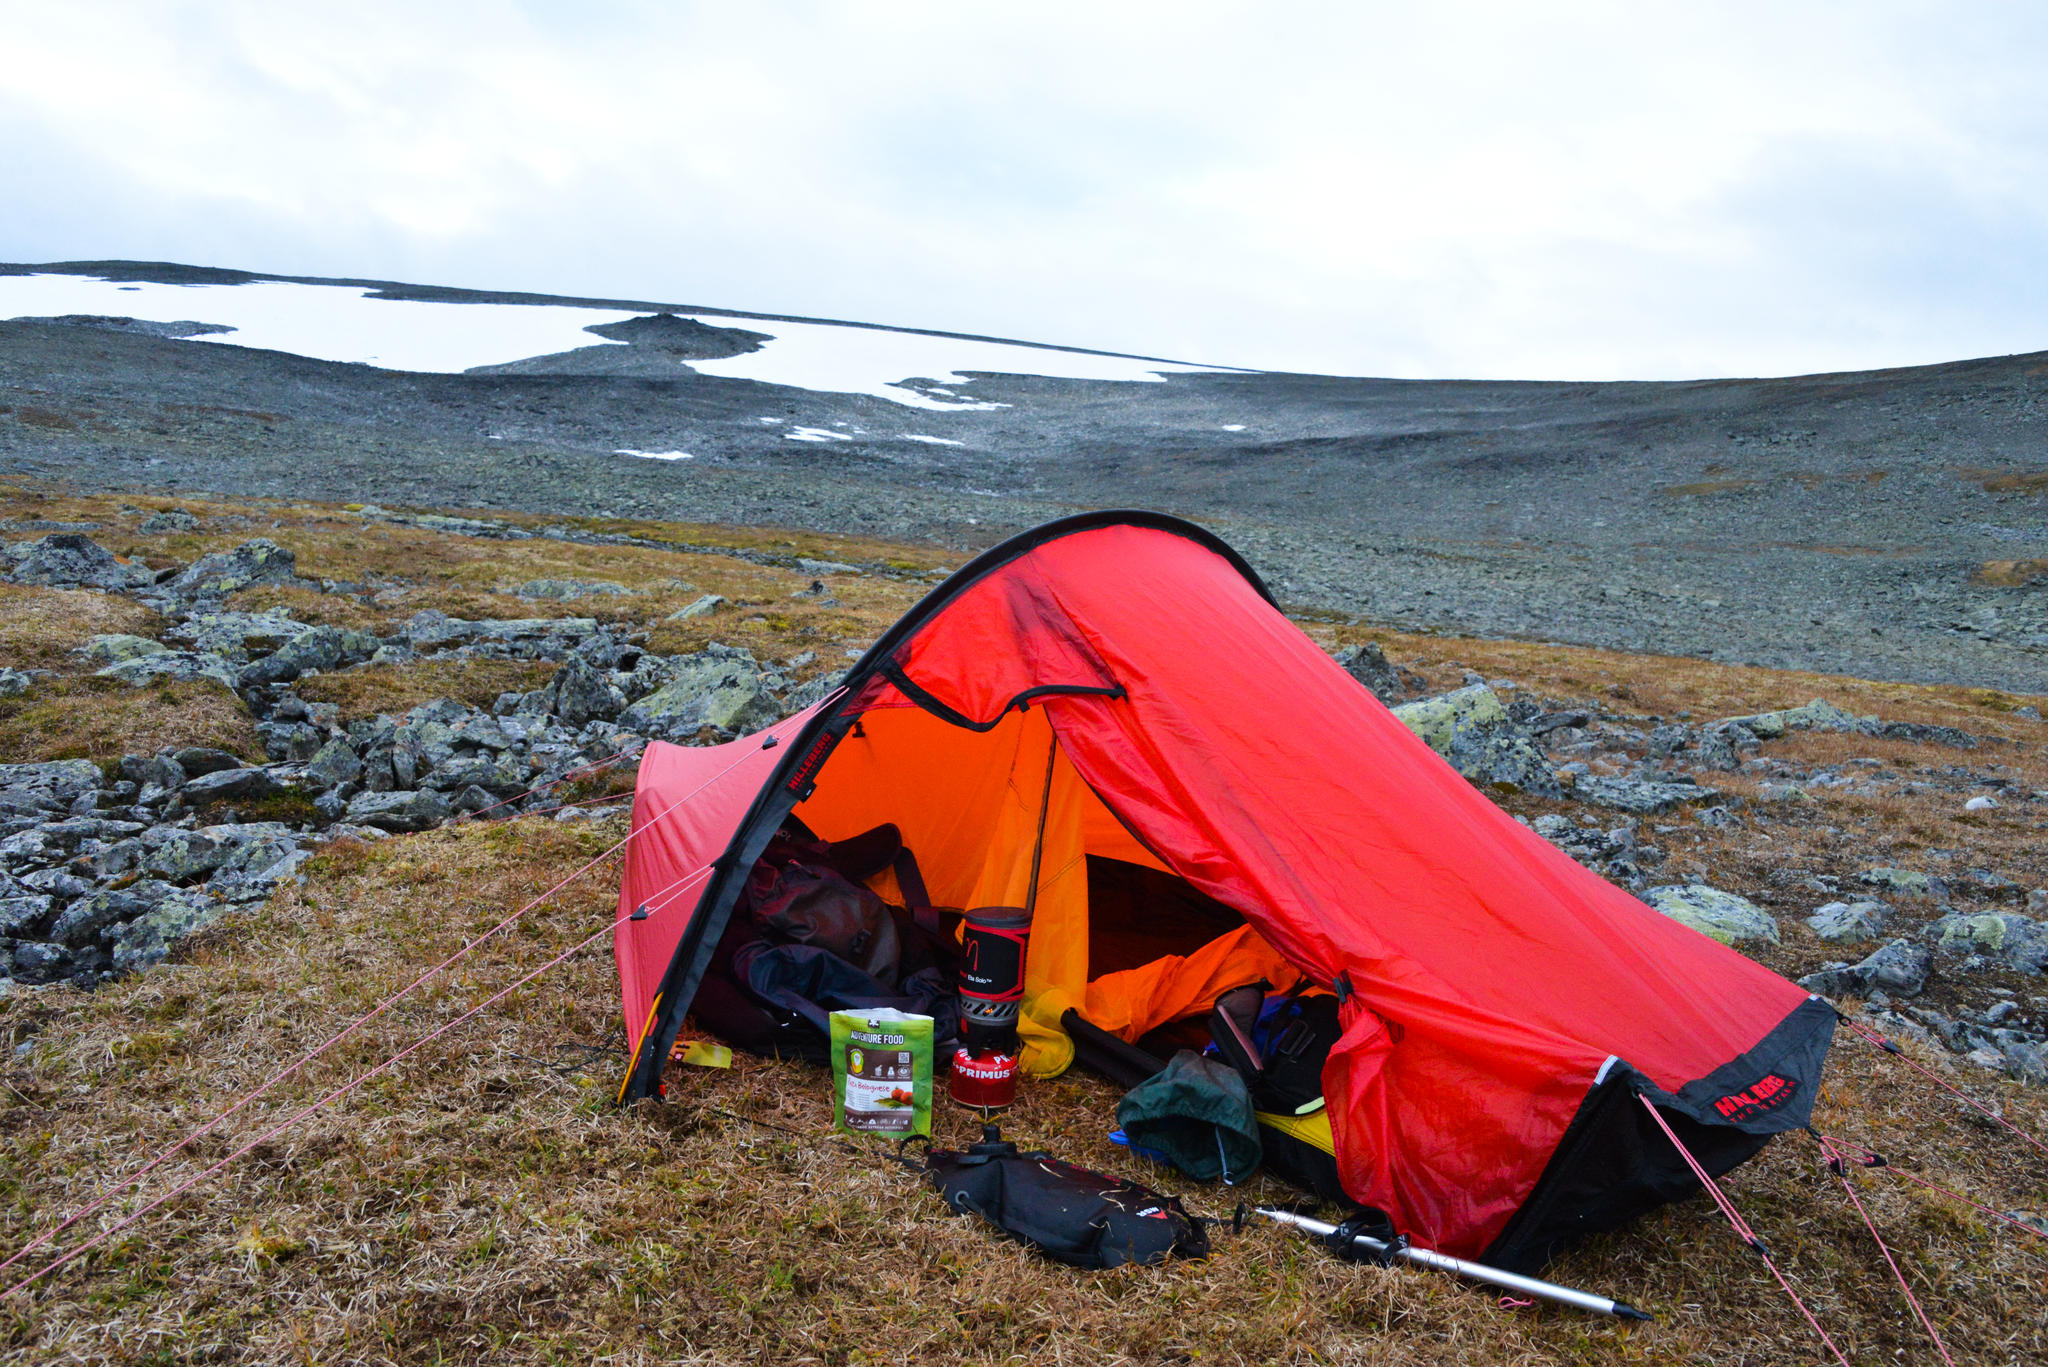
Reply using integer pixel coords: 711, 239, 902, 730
1252, 1207, 1651, 1320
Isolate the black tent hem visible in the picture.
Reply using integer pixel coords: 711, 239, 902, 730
1481, 994, 1836, 1274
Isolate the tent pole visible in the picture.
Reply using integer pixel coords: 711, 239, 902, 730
1252, 1208, 1651, 1320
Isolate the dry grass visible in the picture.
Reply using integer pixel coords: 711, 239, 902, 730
0, 483, 920, 708
1977, 560, 2048, 588
293, 660, 565, 727
2, 817, 2045, 1365
1319, 623, 2048, 737
1963, 469, 2048, 495
2, 479, 2048, 1362
0, 679, 260, 768
0, 587, 162, 676
0, 480, 916, 725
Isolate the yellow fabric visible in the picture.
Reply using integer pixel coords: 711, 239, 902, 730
794, 701, 1286, 1078
1253, 1106, 1336, 1156
1017, 986, 1077, 1076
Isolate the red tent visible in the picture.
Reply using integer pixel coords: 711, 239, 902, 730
614, 512, 1830, 1270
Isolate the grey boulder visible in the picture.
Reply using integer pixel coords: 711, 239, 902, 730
1330, 641, 1416, 705
1859, 867, 1946, 901
1391, 684, 1559, 797
9, 939, 74, 983
49, 884, 174, 948
619, 646, 782, 738
1806, 900, 1892, 943
1692, 723, 1758, 771
0, 760, 105, 817
543, 656, 627, 728
80, 634, 167, 665
257, 720, 325, 762
422, 755, 525, 795
1572, 775, 1718, 815
168, 538, 298, 597
0, 893, 53, 938
303, 737, 364, 789
96, 651, 238, 689
240, 624, 381, 684
667, 593, 727, 621
168, 609, 310, 661
1641, 884, 1781, 945
108, 890, 224, 973
1927, 914, 2048, 972
173, 746, 245, 776
1722, 698, 1869, 739
180, 765, 276, 804
10, 534, 153, 590
345, 789, 451, 832
1798, 940, 1933, 998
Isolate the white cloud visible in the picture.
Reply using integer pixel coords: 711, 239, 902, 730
2, 1, 2045, 379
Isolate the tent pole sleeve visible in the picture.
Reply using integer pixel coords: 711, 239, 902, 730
1022, 728, 1057, 919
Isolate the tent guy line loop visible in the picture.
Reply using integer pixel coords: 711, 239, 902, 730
0, 707, 817, 1284
1840, 1016, 2048, 1162
1814, 1133, 2048, 1244
1636, 1095, 1855, 1367
4, 860, 720, 1301
1810, 1131, 1957, 1366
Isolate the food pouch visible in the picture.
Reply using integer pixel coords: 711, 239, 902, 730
831, 1007, 934, 1138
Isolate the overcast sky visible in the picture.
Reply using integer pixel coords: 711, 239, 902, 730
4, 2, 2045, 379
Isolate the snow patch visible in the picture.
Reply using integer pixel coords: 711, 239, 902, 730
0, 273, 635, 373
1221, 423, 1247, 432
0, 272, 1236, 407
899, 434, 966, 447
678, 313, 1220, 410
785, 427, 856, 443
614, 448, 695, 461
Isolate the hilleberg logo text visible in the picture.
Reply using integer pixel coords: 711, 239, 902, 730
1712, 1073, 1797, 1121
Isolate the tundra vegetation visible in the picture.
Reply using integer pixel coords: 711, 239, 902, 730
0, 481, 2045, 1365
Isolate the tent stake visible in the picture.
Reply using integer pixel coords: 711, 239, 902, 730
1252, 1207, 1651, 1321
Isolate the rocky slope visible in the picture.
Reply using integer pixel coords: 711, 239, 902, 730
3, 262, 2046, 694
1, 502, 2043, 1093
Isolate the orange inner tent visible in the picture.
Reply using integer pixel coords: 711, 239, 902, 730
791, 698, 1297, 1077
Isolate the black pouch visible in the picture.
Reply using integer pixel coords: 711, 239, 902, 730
755, 861, 903, 983
916, 1126, 1210, 1269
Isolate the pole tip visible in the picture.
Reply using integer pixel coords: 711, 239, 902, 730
1612, 1302, 1654, 1323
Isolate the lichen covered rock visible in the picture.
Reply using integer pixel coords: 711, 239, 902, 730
1573, 775, 1717, 815
1642, 884, 1780, 945
169, 538, 299, 597
1806, 900, 1892, 943
618, 645, 781, 738
1391, 684, 1559, 796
